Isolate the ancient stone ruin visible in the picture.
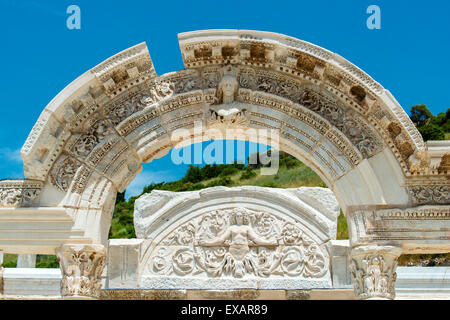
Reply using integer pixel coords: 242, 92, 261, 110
0, 30, 448, 299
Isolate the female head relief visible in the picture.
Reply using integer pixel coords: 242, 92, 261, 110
216, 73, 238, 104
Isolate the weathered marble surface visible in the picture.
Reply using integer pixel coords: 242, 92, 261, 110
0, 29, 447, 299
1, 265, 449, 300
11, 30, 449, 262
133, 187, 339, 290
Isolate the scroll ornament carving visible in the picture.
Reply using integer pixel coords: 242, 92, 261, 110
239, 69, 380, 158
108, 81, 173, 126
298, 89, 379, 158
408, 185, 450, 205
71, 119, 114, 158
202, 71, 220, 89
56, 244, 106, 298
50, 157, 81, 192
150, 208, 328, 279
349, 246, 401, 300
109, 93, 154, 126
174, 77, 200, 94
0, 181, 42, 207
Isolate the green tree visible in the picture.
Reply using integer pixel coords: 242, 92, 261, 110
418, 123, 445, 141
183, 165, 202, 183
410, 104, 433, 127
239, 166, 257, 180
115, 191, 126, 204
410, 106, 449, 141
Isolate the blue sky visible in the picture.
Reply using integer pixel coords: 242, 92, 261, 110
0, 0, 448, 197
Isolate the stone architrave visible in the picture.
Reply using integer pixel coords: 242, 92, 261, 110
349, 245, 402, 300
56, 244, 106, 299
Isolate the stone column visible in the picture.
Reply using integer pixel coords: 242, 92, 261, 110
56, 244, 106, 299
349, 245, 402, 300
17, 254, 36, 268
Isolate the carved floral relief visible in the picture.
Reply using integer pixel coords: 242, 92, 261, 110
49, 157, 81, 192
0, 180, 42, 207
150, 207, 328, 279
408, 185, 450, 205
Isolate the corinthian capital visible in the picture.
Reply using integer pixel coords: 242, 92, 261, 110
349, 245, 402, 300
56, 244, 106, 299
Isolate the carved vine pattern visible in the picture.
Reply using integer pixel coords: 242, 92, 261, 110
150, 208, 328, 279
408, 185, 450, 205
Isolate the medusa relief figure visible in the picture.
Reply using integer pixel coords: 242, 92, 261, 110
150, 207, 328, 279
208, 65, 247, 126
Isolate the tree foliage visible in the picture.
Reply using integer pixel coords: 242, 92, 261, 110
409, 105, 449, 141
410, 104, 433, 127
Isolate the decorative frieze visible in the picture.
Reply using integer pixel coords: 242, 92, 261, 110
92, 42, 156, 96
56, 244, 106, 299
0, 180, 42, 207
49, 156, 81, 192
67, 119, 114, 160
377, 206, 450, 220
408, 184, 450, 205
150, 207, 328, 279
107, 92, 154, 126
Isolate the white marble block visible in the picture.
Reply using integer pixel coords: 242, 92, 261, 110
134, 186, 340, 290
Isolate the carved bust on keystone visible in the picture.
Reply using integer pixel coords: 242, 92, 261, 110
209, 66, 247, 126
215, 74, 239, 105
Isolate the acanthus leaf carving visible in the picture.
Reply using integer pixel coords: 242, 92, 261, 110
349, 246, 401, 300
56, 244, 106, 298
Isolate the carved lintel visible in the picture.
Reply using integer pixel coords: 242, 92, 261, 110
56, 244, 106, 299
0, 180, 43, 208
349, 245, 402, 300
408, 184, 450, 205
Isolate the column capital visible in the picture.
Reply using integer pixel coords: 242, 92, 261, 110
349, 245, 402, 300
56, 244, 106, 299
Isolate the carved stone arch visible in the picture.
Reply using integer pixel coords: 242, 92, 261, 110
4, 29, 447, 299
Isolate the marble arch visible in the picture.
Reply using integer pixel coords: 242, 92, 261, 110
0, 29, 448, 299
